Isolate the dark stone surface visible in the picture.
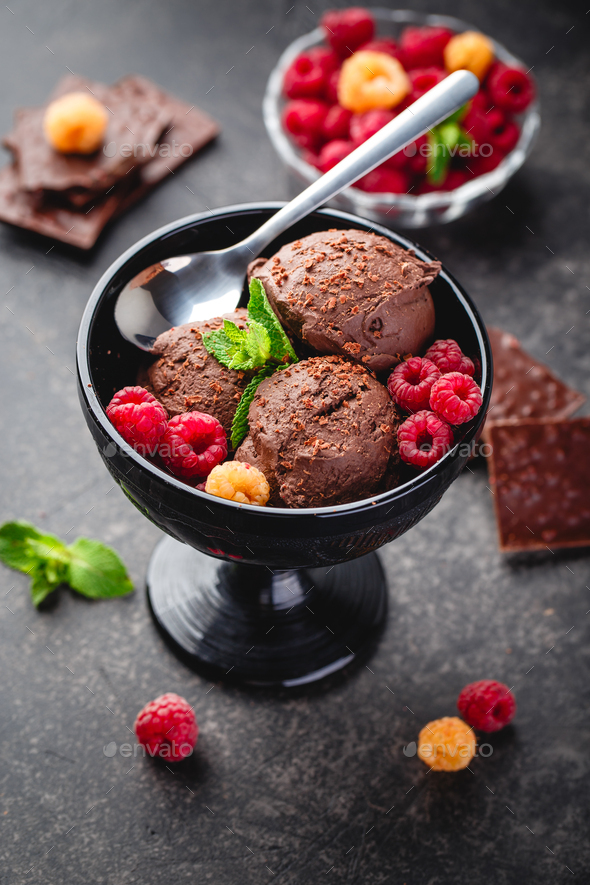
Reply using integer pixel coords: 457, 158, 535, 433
1, 0, 589, 883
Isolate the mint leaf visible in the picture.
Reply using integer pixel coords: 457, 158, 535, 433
0, 521, 65, 574
248, 278, 298, 363
202, 328, 235, 365
68, 538, 134, 599
245, 320, 271, 363
222, 319, 248, 345
230, 364, 276, 449
0, 520, 133, 606
30, 568, 57, 607
427, 129, 450, 184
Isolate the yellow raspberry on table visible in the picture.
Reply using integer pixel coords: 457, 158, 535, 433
417, 716, 476, 771
338, 50, 411, 113
43, 92, 108, 154
444, 31, 495, 82
205, 461, 270, 506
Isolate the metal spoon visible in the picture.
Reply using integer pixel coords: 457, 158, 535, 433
114, 70, 478, 351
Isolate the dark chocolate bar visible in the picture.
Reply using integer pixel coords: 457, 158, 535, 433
488, 418, 590, 552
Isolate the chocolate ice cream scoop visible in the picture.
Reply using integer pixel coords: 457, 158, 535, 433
248, 229, 439, 374
234, 355, 399, 508
142, 309, 252, 437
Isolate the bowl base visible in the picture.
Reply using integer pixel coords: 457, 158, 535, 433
147, 536, 387, 686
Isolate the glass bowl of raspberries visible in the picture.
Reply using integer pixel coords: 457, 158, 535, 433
77, 203, 491, 686
263, 7, 539, 228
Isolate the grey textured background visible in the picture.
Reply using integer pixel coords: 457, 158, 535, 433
1, 1, 589, 883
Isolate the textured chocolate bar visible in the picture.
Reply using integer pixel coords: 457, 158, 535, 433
488, 418, 590, 552
486, 327, 585, 424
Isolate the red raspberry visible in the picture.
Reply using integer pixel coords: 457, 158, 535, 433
324, 69, 341, 104
486, 62, 535, 113
321, 7, 375, 58
159, 412, 227, 478
397, 410, 454, 469
388, 356, 441, 412
424, 339, 474, 375
355, 166, 410, 194
399, 26, 454, 69
283, 53, 326, 99
457, 680, 516, 732
408, 66, 447, 102
487, 109, 519, 153
430, 372, 482, 425
316, 138, 354, 172
461, 104, 491, 145
282, 99, 327, 145
468, 150, 504, 176
135, 693, 198, 761
350, 109, 396, 145
308, 46, 341, 75
394, 133, 429, 175
106, 386, 168, 454
358, 38, 399, 58
322, 104, 352, 140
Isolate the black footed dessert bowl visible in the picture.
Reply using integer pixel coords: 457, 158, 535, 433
77, 203, 491, 686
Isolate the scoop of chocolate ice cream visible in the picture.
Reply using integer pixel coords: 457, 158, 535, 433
142, 309, 252, 437
234, 355, 400, 508
248, 229, 439, 374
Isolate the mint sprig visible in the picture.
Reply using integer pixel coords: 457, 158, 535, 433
427, 104, 472, 185
203, 278, 299, 447
0, 521, 133, 606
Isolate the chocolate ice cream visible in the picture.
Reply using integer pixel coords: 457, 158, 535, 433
142, 310, 252, 437
234, 355, 400, 508
248, 229, 439, 373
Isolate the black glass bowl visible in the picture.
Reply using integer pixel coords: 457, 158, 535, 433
77, 203, 492, 686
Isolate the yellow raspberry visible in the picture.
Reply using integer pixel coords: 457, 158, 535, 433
444, 31, 495, 82
43, 92, 109, 154
205, 461, 270, 506
417, 716, 476, 772
338, 50, 411, 114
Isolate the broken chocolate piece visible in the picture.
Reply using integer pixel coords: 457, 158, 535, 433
488, 418, 590, 552
486, 327, 585, 425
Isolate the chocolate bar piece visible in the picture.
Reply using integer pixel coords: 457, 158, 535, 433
0, 163, 129, 249
4, 75, 171, 194
488, 418, 590, 552
486, 327, 585, 424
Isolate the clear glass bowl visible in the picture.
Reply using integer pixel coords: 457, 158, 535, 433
263, 8, 540, 228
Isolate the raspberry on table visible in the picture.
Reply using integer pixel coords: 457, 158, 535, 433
205, 461, 270, 506
355, 166, 409, 194
135, 693, 198, 762
321, 7, 375, 58
397, 410, 454, 469
43, 91, 108, 154
316, 138, 354, 173
486, 63, 535, 113
388, 356, 441, 412
417, 716, 476, 771
106, 386, 168, 454
399, 26, 453, 69
159, 412, 227, 479
338, 51, 411, 113
457, 680, 516, 732
444, 31, 495, 81
424, 339, 475, 376
430, 372, 483, 425
283, 53, 327, 99
322, 104, 352, 141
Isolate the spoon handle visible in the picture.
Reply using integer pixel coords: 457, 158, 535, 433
238, 69, 479, 258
